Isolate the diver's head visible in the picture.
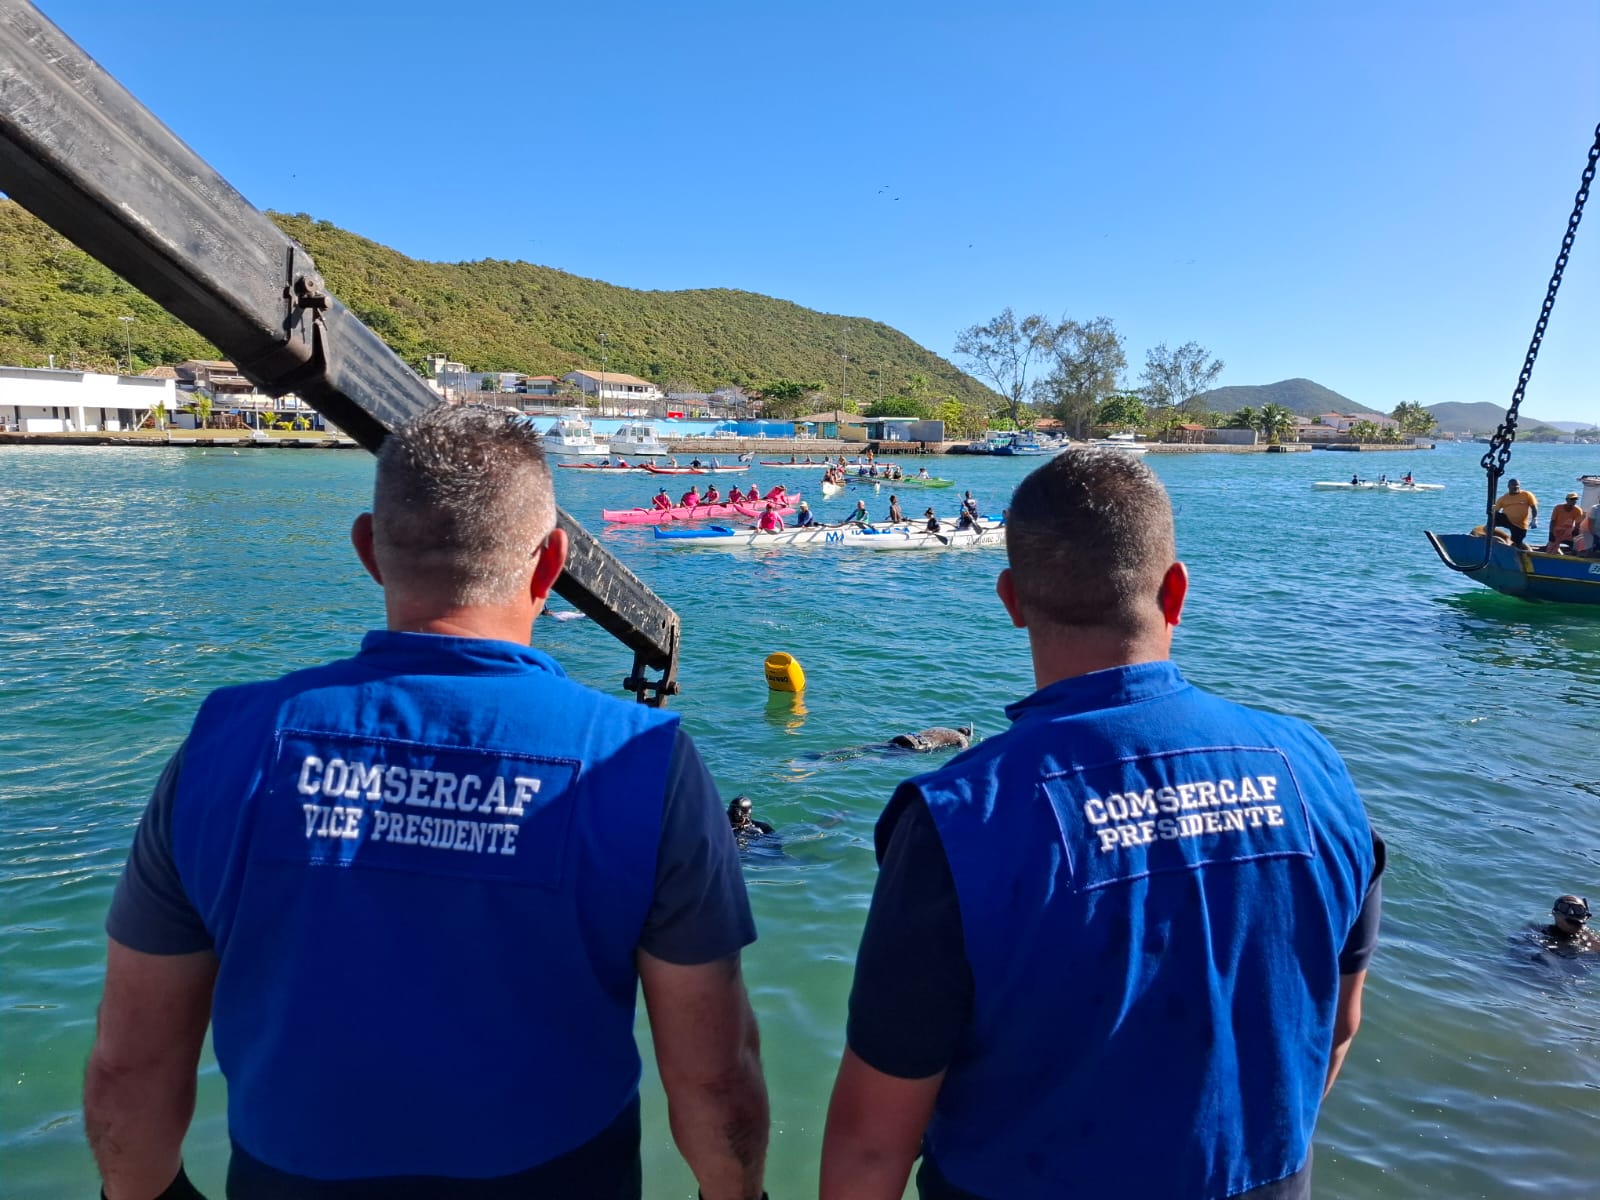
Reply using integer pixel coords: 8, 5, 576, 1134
1552, 895, 1590, 935
728, 795, 754, 827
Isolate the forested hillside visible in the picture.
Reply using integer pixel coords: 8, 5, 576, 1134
0, 201, 995, 407
1192, 378, 1380, 418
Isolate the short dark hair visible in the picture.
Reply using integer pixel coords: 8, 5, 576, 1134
1005, 450, 1175, 633
373, 403, 554, 604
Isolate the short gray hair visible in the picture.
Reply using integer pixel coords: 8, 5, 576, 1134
372, 403, 556, 605
1005, 450, 1175, 634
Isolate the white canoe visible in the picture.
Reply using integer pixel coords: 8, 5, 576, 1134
653, 522, 908, 548
1313, 480, 1444, 491
844, 526, 1007, 551
821, 479, 845, 497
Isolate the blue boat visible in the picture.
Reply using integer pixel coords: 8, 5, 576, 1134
993, 433, 1048, 456
653, 524, 735, 539
1426, 531, 1600, 604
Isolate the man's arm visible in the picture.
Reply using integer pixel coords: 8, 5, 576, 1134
85, 940, 216, 1200
638, 950, 768, 1200
1323, 969, 1366, 1097
821, 1050, 943, 1200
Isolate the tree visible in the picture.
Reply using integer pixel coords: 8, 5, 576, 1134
1040, 317, 1126, 437
1390, 401, 1437, 438
1226, 406, 1259, 431
953, 308, 1052, 427
1095, 393, 1147, 431
1347, 419, 1381, 443
1257, 403, 1296, 445
934, 398, 989, 440
191, 390, 213, 428
756, 379, 823, 421
1139, 341, 1225, 414
479, 373, 500, 393
864, 395, 930, 419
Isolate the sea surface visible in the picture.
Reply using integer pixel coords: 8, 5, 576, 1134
2, 442, 1597, 1197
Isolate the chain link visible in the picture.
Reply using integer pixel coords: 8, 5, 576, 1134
1479, 122, 1600, 530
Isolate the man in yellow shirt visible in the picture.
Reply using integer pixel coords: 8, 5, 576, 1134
1492, 479, 1539, 546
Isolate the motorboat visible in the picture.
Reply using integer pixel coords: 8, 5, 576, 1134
993, 433, 1048, 456
609, 422, 671, 457
541, 417, 609, 458
1088, 432, 1150, 455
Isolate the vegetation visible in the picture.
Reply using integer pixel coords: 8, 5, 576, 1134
952, 309, 1053, 427
1139, 342, 1225, 418
0, 201, 996, 408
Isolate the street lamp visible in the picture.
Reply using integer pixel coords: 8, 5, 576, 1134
118, 315, 134, 374
599, 331, 607, 417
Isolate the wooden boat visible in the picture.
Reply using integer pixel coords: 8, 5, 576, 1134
603, 494, 801, 524
1427, 474, 1600, 604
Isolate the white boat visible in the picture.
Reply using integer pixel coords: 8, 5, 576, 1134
821, 479, 845, 497
845, 526, 1007, 551
652, 522, 909, 548
541, 417, 609, 458
609, 422, 671, 457
1088, 432, 1150, 455
1313, 480, 1444, 492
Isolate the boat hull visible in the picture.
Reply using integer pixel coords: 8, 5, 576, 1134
845, 527, 1007, 551
1315, 481, 1443, 491
653, 523, 910, 548
641, 464, 748, 475
1426, 532, 1600, 604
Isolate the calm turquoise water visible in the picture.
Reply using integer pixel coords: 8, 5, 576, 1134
3, 443, 1597, 1197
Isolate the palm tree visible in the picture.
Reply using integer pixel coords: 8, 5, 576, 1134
1258, 403, 1296, 445
1226, 406, 1258, 431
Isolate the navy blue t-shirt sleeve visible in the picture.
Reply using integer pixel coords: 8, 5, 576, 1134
105, 744, 213, 955
637, 730, 757, 965
846, 791, 973, 1079
1338, 830, 1386, 975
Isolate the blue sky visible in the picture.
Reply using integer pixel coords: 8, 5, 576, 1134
29, 0, 1600, 421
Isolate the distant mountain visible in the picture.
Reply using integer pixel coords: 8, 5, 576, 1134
1422, 401, 1569, 436
1192, 378, 1382, 418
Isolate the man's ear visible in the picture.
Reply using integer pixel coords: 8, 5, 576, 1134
996, 568, 1028, 629
1157, 561, 1189, 627
351, 513, 382, 584
529, 526, 569, 603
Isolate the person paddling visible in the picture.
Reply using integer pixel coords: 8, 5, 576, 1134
757, 502, 785, 533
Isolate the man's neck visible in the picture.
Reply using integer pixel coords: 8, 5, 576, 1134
1027, 627, 1171, 691
384, 599, 539, 647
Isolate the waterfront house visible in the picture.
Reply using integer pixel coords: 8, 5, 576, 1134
561, 370, 663, 412
0, 364, 176, 432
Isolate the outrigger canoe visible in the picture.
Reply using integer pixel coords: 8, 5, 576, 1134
555, 462, 646, 472
641, 463, 749, 475
603, 495, 801, 524
844, 526, 1007, 551
1313, 481, 1444, 491
652, 522, 911, 547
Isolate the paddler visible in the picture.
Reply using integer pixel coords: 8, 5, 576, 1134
679, 485, 700, 508
847, 500, 871, 527
651, 488, 672, 510
794, 501, 817, 528
757, 502, 785, 533
887, 495, 904, 523
703, 484, 722, 505
727, 484, 746, 504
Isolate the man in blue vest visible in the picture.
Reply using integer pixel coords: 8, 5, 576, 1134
821, 450, 1383, 1200
86, 404, 769, 1200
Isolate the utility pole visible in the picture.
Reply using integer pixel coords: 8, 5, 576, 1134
599, 331, 607, 417
118, 315, 134, 374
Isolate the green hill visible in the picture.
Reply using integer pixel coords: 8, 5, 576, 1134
0, 200, 995, 406
1193, 378, 1382, 418
1422, 400, 1568, 437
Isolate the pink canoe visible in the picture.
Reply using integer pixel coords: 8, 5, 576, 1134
603, 495, 801, 524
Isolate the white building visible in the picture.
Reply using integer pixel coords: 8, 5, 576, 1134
561, 370, 662, 411
0, 365, 177, 432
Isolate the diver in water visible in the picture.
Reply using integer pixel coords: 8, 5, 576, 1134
728, 795, 775, 840
1541, 895, 1598, 952
889, 725, 974, 752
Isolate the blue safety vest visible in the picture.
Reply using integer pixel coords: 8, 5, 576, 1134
905, 661, 1374, 1199
169, 631, 678, 1180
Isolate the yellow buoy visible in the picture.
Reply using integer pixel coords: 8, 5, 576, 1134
764, 651, 805, 693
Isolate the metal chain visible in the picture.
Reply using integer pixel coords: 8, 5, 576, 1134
1480, 122, 1600, 529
